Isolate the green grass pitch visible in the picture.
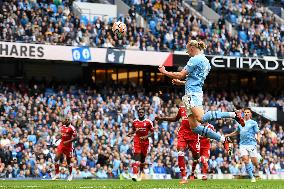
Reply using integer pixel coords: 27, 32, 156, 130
0, 179, 283, 189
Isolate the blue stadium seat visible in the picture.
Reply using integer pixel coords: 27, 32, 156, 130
93, 16, 98, 23
108, 17, 113, 24
239, 31, 248, 42
234, 52, 241, 57
80, 15, 89, 26
149, 20, 156, 32
230, 14, 237, 24
50, 4, 57, 13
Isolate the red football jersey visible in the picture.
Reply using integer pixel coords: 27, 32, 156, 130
60, 125, 77, 148
132, 119, 154, 141
200, 123, 214, 147
177, 106, 199, 141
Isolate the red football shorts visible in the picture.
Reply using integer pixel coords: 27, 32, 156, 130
57, 144, 73, 159
177, 133, 200, 156
133, 139, 149, 156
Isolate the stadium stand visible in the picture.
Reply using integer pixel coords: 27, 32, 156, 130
208, 0, 284, 57
0, 81, 283, 179
0, 0, 283, 57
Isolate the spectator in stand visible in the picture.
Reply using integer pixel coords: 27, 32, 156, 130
120, 166, 131, 180
154, 160, 166, 174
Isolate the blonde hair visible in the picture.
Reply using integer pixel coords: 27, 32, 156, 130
197, 41, 207, 50
188, 40, 207, 50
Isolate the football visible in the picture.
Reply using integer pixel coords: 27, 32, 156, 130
112, 21, 127, 38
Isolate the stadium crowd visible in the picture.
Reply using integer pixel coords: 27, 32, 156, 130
208, 0, 284, 57
0, 81, 283, 179
0, 0, 283, 57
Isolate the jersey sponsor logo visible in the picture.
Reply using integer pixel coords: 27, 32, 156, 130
62, 133, 69, 137
136, 127, 147, 132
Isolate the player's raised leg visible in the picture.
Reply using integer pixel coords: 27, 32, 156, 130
201, 110, 245, 126
181, 95, 232, 152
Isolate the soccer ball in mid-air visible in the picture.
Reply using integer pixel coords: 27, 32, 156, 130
112, 21, 127, 38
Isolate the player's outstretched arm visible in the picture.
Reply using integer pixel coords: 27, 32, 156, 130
224, 130, 239, 138
172, 79, 186, 86
140, 131, 154, 140
63, 135, 78, 145
155, 114, 179, 122
127, 129, 135, 137
158, 65, 187, 80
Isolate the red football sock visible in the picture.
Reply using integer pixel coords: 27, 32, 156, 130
202, 161, 208, 174
191, 160, 198, 176
55, 163, 60, 175
178, 152, 186, 178
68, 165, 72, 175
199, 156, 208, 174
132, 162, 139, 174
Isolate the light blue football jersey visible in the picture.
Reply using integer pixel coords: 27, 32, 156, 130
183, 54, 211, 94
237, 119, 259, 146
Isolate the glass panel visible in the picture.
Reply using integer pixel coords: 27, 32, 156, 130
156, 73, 165, 82
139, 71, 143, 84
129, 71, 138, 85
219, 73, 229, 88
205, 73, 218, 89
240, 78, 249, 87
117, 69, 128, 85
268, 75, 277, 90
230, 74, 239, 89
150, 72, 155, 82
95, 69, 106, 84
106, 68, 116, 82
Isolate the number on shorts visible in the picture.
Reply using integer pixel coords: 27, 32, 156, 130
187, 96, 191, 106
196, 142, 200, 149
